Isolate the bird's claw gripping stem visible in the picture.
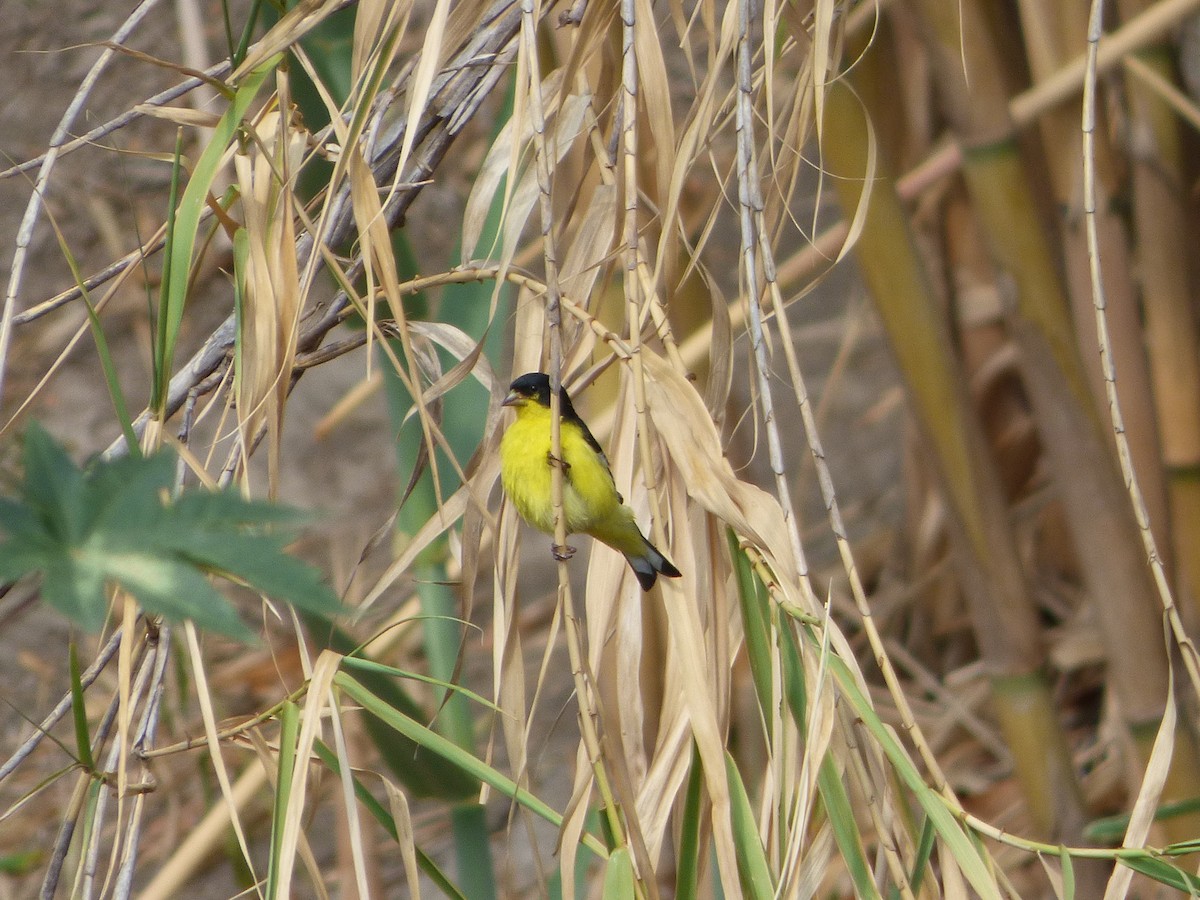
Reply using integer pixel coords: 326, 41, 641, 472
547, 452, 570, 471
552, 543, 577, 561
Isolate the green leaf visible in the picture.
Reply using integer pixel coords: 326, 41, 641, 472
311, 740, 469, 899
179, 535, 338, 616
676, 746, 704, 900
41, 554, 108, 632
1058, 844, 1075, 900
0, 496, 44, 539
69, 642, 95, 771
104, 551, 256, 641
311, 618, 478, 799
82, 451, 176, 534
1, 425, 340, 640
819, 755, 881, 900
334, 671, 609, 859
0, 850, 41, 875
725, 752, 775, 900
267, 701, 300, 897
155, 59, 277, 412
728, 529, 775, 739
1118, 853, 1200, 892
22, 423, 86, 542
602, 849, 635, 899
817, 642, 1002, 900
1086, 795, 1200, 842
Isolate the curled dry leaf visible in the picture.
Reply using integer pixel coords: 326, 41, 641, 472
640, 353, 804, 603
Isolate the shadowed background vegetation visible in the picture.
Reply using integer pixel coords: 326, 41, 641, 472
4, 0, 1200, 896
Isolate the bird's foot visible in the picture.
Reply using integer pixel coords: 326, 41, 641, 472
547, 452, 571, 471
552, 543, 577, 561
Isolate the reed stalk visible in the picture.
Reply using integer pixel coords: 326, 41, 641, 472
821, 70, 1089, 842
914, 0, 1200, 844
1118, 0, 1200, 627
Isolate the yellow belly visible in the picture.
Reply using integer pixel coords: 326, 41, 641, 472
500, 405, 622, 536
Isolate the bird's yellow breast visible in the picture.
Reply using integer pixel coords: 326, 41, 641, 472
500, 401, 622, 535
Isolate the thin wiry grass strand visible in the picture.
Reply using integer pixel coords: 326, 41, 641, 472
1083, 1, 1200, 700
0, 0, 166, 407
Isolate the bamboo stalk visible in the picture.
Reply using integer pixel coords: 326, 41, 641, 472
913, 0, 1200, 843
1117, 0, 1200, 627
1013, 0, 1174, 580
821, 69, 1088, 842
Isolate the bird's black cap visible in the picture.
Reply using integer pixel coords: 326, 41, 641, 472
507, 372, 554, 406
504, 373, 603, 455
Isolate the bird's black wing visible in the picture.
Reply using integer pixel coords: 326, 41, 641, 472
560, 387, 623, 502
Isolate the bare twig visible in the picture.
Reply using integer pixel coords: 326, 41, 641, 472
1, 0, 167, 407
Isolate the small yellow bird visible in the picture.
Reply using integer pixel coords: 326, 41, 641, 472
499, 372, 681, 591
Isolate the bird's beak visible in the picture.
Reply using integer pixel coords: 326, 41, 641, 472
502, 390, 521, 408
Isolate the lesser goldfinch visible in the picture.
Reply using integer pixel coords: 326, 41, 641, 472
499, 372, 681, 591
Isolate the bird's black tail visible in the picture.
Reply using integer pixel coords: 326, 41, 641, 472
627, 540, 682, 591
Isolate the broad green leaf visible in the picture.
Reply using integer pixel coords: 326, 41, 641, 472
41, 555, 108, 632
0, 496, 44, 538
82, 451, 176, 533
105, 552, 256, 641
171, 490, 311, 526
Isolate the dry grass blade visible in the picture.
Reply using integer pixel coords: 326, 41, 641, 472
233, 108, 306, 490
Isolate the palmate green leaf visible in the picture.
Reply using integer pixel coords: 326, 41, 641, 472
100, 550, 256, 641
21, 424, 87, 543
0, 424, 341, 639
41, 553, 108, 632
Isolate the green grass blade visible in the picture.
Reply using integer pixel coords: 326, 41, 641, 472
307, 614, 478, 799
451, 803, 497, 900
602, 848, 635, 898
334, 670, 610, 859
724, 752, 775, 900
727, 530, 775, 739
1118, 853, 1200, 893
806, 627, 1002, 900
817, 756, 881, 900
154, 58, 277, 415
266, 699, 300, 897
68, 643, 94, 771
311, 740, 468, 899
909, 814, 936, 895
676, 745, 705, 900
1058, 844, 1075, 900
